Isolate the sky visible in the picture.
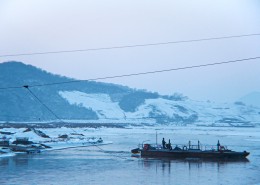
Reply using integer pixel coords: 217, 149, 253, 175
0, 0, 260, 102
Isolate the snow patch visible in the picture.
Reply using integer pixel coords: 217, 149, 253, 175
59, 91, 125, 119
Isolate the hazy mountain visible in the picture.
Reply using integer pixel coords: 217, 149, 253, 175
0, 61, 259, 126
0, 61, 166, 122
239, 92, 260, 108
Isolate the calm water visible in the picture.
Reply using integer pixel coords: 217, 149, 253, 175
1, 127, 260, 185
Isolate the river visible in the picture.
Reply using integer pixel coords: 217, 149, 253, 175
0, 126, 260, 185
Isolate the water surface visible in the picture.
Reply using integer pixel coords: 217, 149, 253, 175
1, 126, 259, 185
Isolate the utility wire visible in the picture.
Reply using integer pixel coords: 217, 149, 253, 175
23, 85, 80, 134
0, 56, 259, 90
0, 115, 40, 120
24, 85, 61, 120
0, 86, 24, 90
0, 33, 260, 57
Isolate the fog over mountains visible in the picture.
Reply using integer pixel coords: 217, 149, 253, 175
0, 62, 259, 126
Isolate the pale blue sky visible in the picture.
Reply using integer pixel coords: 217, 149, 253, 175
0, 0, 260, 102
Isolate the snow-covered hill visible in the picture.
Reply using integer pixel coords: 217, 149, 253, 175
59, 91, 125, 119
1, 61, 259, 126
59, 90, 260, 126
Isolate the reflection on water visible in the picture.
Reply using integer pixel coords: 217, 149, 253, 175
0, 149, 258, 185
139, 157, 249, 173
0, 153, 37, 168
136, 157, 254, 184
0, 157, 9, 166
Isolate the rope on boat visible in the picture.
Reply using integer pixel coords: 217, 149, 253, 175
93, 145, 128, 160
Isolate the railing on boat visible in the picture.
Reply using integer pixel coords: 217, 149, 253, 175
139, 143, 228, 151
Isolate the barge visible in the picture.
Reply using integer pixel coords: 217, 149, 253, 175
131, 140, 250, 160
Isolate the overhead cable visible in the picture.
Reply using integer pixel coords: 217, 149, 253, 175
0, 33, 260, 57
23, 85, 80, 134
0, 56, 259, 91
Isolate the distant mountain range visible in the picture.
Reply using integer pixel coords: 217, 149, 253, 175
239, 92, 260, 108
0, 61, 259, 126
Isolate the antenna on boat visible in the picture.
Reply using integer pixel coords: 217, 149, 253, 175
217, 140, 220, 151
156, 131, 157, 145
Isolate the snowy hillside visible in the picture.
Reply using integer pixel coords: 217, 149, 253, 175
0, 61, 259, 126
59, 91, 125, 119
59, 91, 198, 123
59, 90, 260, 126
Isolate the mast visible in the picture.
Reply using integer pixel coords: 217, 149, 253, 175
156, 131, 158, 145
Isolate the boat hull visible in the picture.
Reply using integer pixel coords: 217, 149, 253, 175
141, 149, 249, 159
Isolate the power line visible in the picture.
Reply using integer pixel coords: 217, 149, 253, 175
0, 33, 260, 57
24, 85, 61, 121
0, 86, 23, 90
0, 56, 259, 90
23, 85, 80, 134
0, 115, 40, 120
